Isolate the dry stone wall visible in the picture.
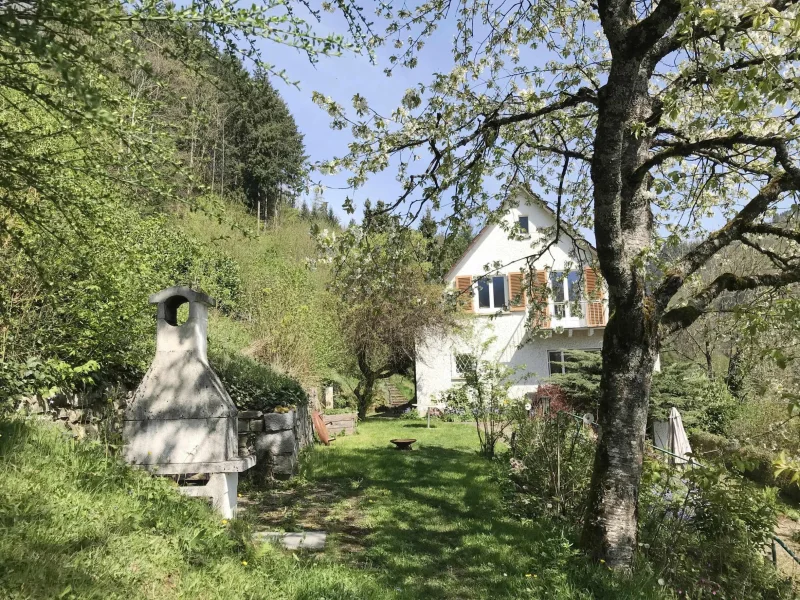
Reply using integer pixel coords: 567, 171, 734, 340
16, 390, 315, 480
238, 406, 314, 479
15, 386, 130, 441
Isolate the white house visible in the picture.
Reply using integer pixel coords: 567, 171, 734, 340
415, 189, 608, 414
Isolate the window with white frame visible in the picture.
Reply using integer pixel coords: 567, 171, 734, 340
477, 275, 508, 310
548, 349, 601, 375
518, 216, 529, 234
549, 270, 582, 318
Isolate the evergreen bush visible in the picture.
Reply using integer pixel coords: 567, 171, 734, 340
639, 458, 789, 598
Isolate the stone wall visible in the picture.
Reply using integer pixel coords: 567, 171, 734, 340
17, 391, 315, 480
14, 386, 129, 441
238, 405, 314, 479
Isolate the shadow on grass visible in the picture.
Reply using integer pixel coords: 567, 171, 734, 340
298, 432, 579, 599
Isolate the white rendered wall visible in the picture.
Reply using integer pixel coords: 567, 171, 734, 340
416, 319, 604, 414
448, 200, 579, 285
416, 192, 608, 414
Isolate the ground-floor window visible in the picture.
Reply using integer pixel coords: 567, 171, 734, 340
547, 348, 601, 375
453, 352, 477, 377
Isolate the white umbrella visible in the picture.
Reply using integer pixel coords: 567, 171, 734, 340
668, 407, 693, 466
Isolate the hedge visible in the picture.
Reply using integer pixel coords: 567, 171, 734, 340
210, 350, 308, 413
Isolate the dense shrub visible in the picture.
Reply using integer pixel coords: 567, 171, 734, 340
397, 407, 420, 420
0, 205, 242, 405
549, 351, 741, 434
527, 384, 574, 418
727, 398, 800, 456
690, 431, 800, 502
0, 358, 100, 414
211, 350, 307, 413
639, 458, 789, 598
508, 410, 595, 518
650, 364, 740, 434
504, 415, 790, 598
431, 406, 470, 422
549, 350, 603, 412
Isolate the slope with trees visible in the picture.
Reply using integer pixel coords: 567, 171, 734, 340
0, 0, 365, 408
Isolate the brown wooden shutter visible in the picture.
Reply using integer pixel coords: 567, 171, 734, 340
584, 267, 606, 326
508, 272, 526, 312
455, 275, 474, 313
531, 270, 551, 328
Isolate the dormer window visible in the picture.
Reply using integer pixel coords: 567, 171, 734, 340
518, 216, 529, 234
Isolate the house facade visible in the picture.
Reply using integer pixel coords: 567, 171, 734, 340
415, 190, 608, 414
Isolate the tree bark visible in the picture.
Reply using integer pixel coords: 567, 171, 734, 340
354, 376, 375, 420
726, 345, 745, 400
582, 51, 660, 568
581, 301, 658, 569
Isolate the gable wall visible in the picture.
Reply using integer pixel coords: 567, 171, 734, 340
446, 196, 586, 286
414, 193, 606, 414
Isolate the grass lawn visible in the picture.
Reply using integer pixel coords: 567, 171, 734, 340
0, 414, 666, 599
243, 417, 665, 599
0, 418, 389, 600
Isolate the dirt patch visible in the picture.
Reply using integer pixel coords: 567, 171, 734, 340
240, 480, 368, 554
773, 516, 800, 585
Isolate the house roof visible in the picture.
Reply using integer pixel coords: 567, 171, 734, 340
443, 185, 596, 282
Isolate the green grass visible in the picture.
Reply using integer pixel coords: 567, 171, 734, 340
246, 418, 668, 600
0, 417, 388, 600
1, 416, 668, 599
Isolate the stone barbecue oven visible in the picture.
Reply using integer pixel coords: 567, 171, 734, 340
123, 286, 255, 518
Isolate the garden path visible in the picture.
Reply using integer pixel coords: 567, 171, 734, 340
242, 419, 576, 599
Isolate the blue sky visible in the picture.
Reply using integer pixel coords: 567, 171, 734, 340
262, 9, 461, 222
257, 6, 771, 238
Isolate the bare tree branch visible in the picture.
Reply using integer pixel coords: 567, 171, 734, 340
636, 133, 792, 180
655, 169, 798, 311
744, 223, 800, 243
661, 268, 800, 334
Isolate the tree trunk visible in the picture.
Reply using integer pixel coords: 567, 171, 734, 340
726, 345, 744, 400
581, 304, 658, 569
583, 51, 660, 569
354, 376, 375, 420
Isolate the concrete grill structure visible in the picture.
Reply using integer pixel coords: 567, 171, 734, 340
123, 286, 255, 518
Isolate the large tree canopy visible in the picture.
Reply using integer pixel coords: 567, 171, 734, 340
315, 0, 800, 568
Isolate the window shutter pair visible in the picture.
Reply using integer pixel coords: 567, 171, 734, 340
584, 267, 606, 326
455, 275, 474, 313
488, 270, 551, 327
455, 274, 526, 314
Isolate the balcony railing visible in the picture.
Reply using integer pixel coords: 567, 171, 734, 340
551, 300, 607, 327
